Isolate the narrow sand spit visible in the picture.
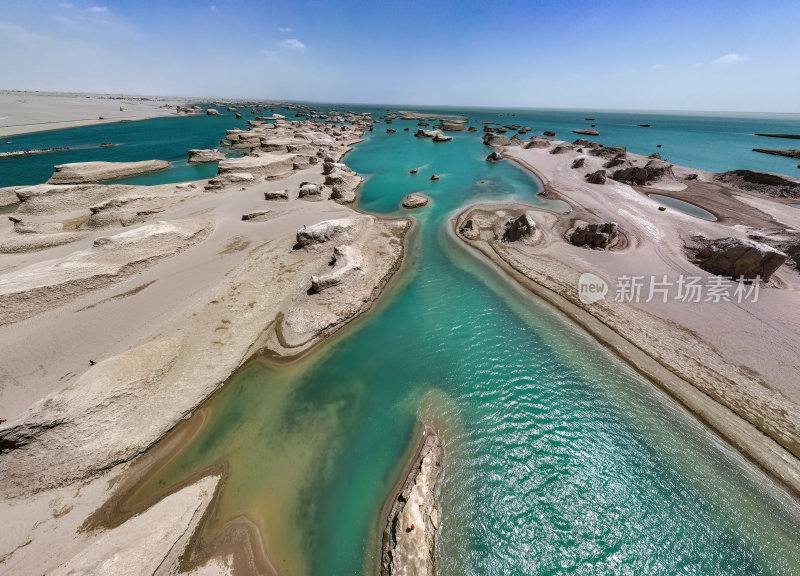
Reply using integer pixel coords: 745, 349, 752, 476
381, 426, 443, 576
0, 90, 188, 137
0, 110, 410, 574
455, 138, 800, 497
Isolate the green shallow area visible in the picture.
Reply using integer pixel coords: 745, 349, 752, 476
131, 125, 800, 575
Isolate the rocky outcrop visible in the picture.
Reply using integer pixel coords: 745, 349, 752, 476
687, 236, 787, 282
264, 189, 289, 201
753, 149, 800, 159
429, 174, 440, 181
48, 160, 171, 184
298, 183, 322, 199
486, 151, 503, 162
437, 120, 467, 132
295, 219, 354, 248
401, 193, 430, 209
568, 222, 619, 249
206, 153, 296, 190
432, 132, 452, 142
483, 133, 511, 147
551, 143, 575, 155
381, 428, 443, 576
585, 170, 607, 185
573, 128, 599, 136
543, 131, 556, 137
502, 213, 536, 242
716, 170, 800, 199
206, 108, 220, 116
524, 137, 551, 149
187, 149, 225, 164
241, 210, 271, 221
755, 133, 800, 140
571, 157, 585, 169
310, 245, 363, 293
589, 146, 626, 159
612, 159, 674, 185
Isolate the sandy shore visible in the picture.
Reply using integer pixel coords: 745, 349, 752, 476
0, 91, 189, 138
0, 109, 410, 574
453, 138, 800, 498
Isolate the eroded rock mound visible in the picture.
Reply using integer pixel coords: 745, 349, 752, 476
402, 193, 430, 209
612, 159, 674, 185
503, 213, 536, 242
486, 151, 503, 162
573, 128, 599, 136
295, 219, 354, 248
568, 222, 619, 249
310, 245, 363, 293
482, 133, 511, 147
585, 170, 607, 185
48, 161, 171, 184
687, 236, 787, 282
715, 170, 800, 199
188, 149, 225, 163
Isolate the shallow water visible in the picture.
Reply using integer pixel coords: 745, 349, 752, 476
126, 122, 800, 575
649, 193, 717, 221
5, 108, 800, 575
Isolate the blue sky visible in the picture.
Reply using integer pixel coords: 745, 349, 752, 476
1, 0, 798, 112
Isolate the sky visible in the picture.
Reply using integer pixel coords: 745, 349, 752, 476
1, 0, 798, 112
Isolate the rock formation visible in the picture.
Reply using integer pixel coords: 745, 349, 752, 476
310, 245, 362, 293
568, 222, 619, 249
688, 236, 787, 282
524, 137, 551, 149
753, 149, 800, 159
401, 193, 430, 209
486, 151, 503, 162
612, 159, 674, 185
502, 213, 536, 242
483, 133, 511, 147
571, 157, 585, 169
187, 149, 225, 164
264, 189, 289, 201
573, 128, 599, 136
295, 219, 354, 248
585, 170, 607, 185
48, 161, 171, 184
716, 170, 800, 199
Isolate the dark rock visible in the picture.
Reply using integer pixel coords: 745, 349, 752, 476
430, 174, 440, 181
569, 222, 619, 249
571, 157, 585, 169
715, 170, 800, 199
486, 151, 503, 162
503, 213, 536, 242
752, 148, 800, 159
572, 139, 589, 146
686, 173, 698, 180
543, 131, 556, 137
585, 170, 607, 185
573, 128, 599, 136
524, 137, 550, 149
589, 146, 626, 159
612, 159, 674, 185
649, 152, 662, 159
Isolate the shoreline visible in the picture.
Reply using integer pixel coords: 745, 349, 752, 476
0, 91, 191, 138
451, 139, 800, 499
0, 107, 413, 575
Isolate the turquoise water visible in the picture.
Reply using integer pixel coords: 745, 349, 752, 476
5, 109, 800, 574
649, 193, 718, 221
0, 110, 253, 187
121, 121, 800, 575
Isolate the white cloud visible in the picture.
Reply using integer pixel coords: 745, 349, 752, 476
210, 5, 217, 11
89, 6, 108, 12
279, 38, 305, 49
712, 53, 746, 64
58, 2, 73, 7
278, 27, 292, 32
